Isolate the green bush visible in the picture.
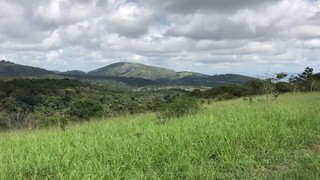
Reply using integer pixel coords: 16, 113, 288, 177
157, 96, 199, 120
147, 97, 166, 112
68, 99, 104, 120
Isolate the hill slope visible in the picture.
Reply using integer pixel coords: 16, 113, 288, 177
0, 60, 53, 76
88, 62, 177, 80
1, 93, 319, 179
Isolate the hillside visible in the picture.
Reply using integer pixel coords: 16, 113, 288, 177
87, 62, 210, 80
175, 71, 207, 78
0, 60, 54, 76
88, 62, 177, 80
1, 93, 320, 179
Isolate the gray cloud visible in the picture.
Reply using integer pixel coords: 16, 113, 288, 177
0, 0, 320, 75
138, 0, 282, 13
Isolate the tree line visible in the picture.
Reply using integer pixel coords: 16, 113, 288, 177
190, 67, 320, 99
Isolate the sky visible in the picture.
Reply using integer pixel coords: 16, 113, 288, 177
0, 0, 320, 77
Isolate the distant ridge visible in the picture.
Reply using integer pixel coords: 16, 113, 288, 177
0, 60, 255, 87
87, 62, 254, 86
62, 70, 87, 76
0, 60, 54, 76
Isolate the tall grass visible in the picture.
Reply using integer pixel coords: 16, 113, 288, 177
1, 93, 320, 179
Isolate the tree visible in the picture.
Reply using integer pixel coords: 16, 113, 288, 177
245, 79, 264, 95
276, 72, 288, 80
189, 89, 202, 97
295, 67, 316, 92
298, 67, 313, 81
288, 75, 299, 92
264, 72, 287, 108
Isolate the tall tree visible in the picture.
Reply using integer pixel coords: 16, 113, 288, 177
295, 67, 316, 91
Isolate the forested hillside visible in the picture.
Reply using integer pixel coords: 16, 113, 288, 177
0, 60, 54, 76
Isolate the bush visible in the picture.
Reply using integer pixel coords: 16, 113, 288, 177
147, 97, 166, 112
68, 99, 104, 120
157, 96, 199, 120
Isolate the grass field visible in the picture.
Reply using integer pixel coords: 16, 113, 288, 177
1, 93, 320, 179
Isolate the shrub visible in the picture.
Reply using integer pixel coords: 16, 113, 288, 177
157, 96, 199, 120
68, 99, 104, 120
147, 97, 166, 112
189, 89, 202, 97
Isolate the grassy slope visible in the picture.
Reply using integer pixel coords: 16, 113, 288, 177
1, 93, 320, 179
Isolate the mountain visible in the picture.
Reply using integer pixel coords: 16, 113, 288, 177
88, 62, 177, 80
0, 60, 54, 76
88, 62, 254, 87
0, 60, 254, 87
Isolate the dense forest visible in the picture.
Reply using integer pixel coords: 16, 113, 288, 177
0, 78, 190, 130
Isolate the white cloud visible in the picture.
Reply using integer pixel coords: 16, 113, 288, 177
46, 49, 65, 65
0, 0, 320, 75
42, 30, 62, 49
33, 0, 99, 28
292, 26, 320, 38
303, 39, 320, 48
105, 2, 154, 37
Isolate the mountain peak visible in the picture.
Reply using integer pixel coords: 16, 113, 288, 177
88, 62, 177, 80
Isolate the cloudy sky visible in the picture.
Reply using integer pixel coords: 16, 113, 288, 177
0, 0, 320, 76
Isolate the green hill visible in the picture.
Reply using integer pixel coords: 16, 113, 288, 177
88, 62, 177, 80
0, 60, 53, 76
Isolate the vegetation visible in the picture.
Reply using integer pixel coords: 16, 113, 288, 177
0, 64, 320, 179
0, 78, 156, 129
0, 77, 201, 130
191, 67, 320, 100
0, 66, 319, 130
0, 60, 53, 76
156, 96, 199, 121
1, 93, 320, 179
289, 67, 320, 92
68, 99, 104, 120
